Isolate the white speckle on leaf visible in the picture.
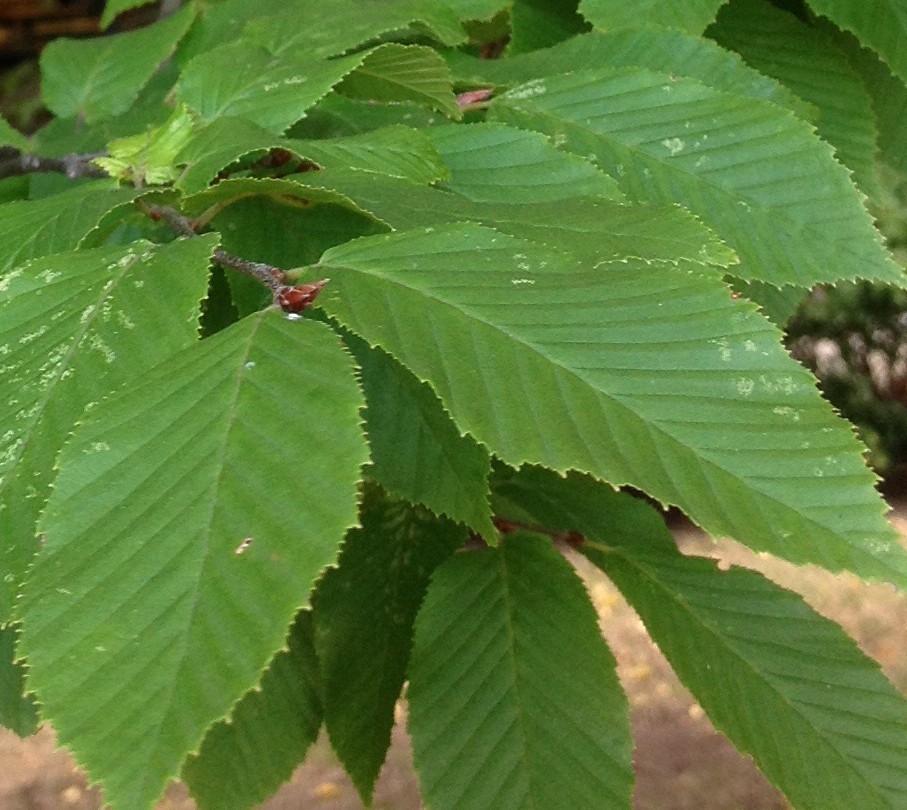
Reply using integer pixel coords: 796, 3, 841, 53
505, 78, 547, 100
38, 269, 60, 283
662, 137, 685, 156
235, 537, 253, 555
735, 378, 754, 397
511, 278, 535, 285
286, 312, 302, 321
85, 441, 110, 454
244, 361, 256, 369
744, 340, 757, 352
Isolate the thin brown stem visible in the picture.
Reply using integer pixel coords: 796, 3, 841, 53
137, 201, 288, 292
0, 151, 108, 181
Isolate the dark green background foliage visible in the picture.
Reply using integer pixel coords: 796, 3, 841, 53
1, 1, 906, 809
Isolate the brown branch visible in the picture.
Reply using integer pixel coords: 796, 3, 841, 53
138, 201, 330, 314
0, 151, 108, 181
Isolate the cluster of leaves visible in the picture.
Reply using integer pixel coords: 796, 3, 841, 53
1, 1, 907, 808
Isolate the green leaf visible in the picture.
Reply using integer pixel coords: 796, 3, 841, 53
0, 115, 29, 151
314, 223, 906, 586
806, 0, 907, 86
447, 30, 813, 118
492, 67, 903, 287
100, 0, 156, 29
494, 469, 907, 810
0, 237, 216, 621
579, 0, 728, 35
709, 0, 879, 196
348, 333, 495, 537
835, 31, 907, 176
180, 176, 380, 222
408, 531, 632, 810
18, 310, 368, 810
425, 122, 621, 203
0, 183, 141, 274
40, 3, 195, 121
175, 42, 364, 134
337, 44, 461, 120
313, 488, 464, 802
291, 167, 734, 269
182, 611, 322, 810
175, 118, 448, 195
93, 105, 198, 186
508, 0, 590, 55
0, 625, 38, 738
246, 0, 466, 57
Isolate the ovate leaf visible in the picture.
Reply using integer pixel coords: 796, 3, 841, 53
349, 335, 495, 537
182, 612, 322, 810
19, 310, 368, 810
175, 118, 448, 194
0, 183, 141, 273
0, 625, 38, 737
448, 30, 812, 118
806, 0, 907, 86
710, 0, 879, 196
292, 168, 734, 269
425, 122, 621, 203
494, 468, 907, 810
313, 488, 465, 802
246, 0, 466, 57
579, 0, 727, 35
492, 68, 902, 286
337, 44, 461, 120
313, 223, 906, 586
0, 237, 216, 621
40, 3, 195, 121
175, 42, 366, 133
408, 531, 632, 810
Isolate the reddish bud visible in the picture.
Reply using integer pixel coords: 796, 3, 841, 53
456, 88, 494, 107
275, 279, 329, 313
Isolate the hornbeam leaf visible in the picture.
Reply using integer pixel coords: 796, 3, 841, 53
0, 236, 216, 621
709, 0, 879, 197
19, 310, 368, 810
314, 223, 906, 586
408, 531, 632, 810
336, 44, 461, 120
806, 0, 907, 86
177, 42, 458, 135
348, 334, 495, 537
425, 122, 621, 204
0, 183, 141, 273
246, 1, 466, 57
493, 467, 907, 810
313, 488, 465, 802
492, 67, 903, 287
0, 625, 37, 738
40, 3, 195, 121
292, 167, 735, 268
182, 612, 322, 810
175, 42, 367, 133
175, 118, 448, 195
446, 30, 812, 118
836, 30, 907, 176
579, 0, 726, 35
